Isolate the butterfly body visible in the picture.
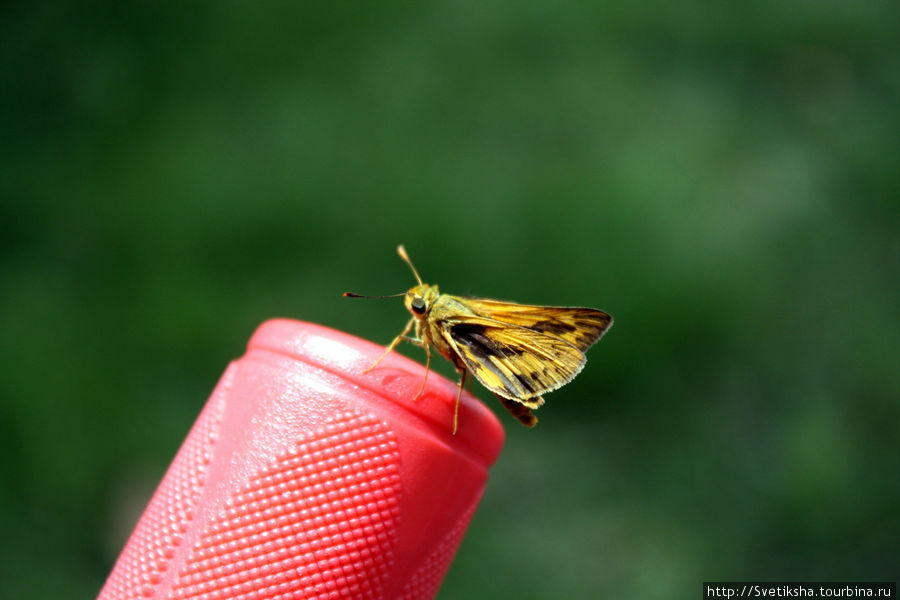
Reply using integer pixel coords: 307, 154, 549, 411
346, 247, 613, 431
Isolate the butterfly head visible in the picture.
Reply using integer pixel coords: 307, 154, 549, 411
404, 283, 439, 318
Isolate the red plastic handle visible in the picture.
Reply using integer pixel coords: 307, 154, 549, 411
98, 319, 505, 600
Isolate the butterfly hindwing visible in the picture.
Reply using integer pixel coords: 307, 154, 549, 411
440, 316, 586, 404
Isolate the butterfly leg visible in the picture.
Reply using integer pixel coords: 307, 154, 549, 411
452, 369, 467, 435
413, 342, 431, 401
363, 317, 415, 373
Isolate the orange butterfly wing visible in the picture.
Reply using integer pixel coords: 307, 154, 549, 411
459, 299, 612, 351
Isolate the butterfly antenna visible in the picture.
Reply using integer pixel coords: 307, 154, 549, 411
342, 292, 406, 299
397, 245, 423, 285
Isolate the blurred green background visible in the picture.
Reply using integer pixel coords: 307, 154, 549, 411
2, 1, 898, 598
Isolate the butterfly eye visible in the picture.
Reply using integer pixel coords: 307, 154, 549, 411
410, 297, 427, 314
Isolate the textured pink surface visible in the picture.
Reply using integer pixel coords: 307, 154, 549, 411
98, 319, 505, 600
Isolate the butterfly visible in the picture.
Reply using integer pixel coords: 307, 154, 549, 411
344, 246, 613, 432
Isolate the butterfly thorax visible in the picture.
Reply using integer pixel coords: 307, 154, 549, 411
406, 286, 481, 367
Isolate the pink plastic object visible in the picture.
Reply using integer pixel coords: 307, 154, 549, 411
98, 319, 505, 600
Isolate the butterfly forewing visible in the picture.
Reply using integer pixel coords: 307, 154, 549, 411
457, 299, 612, 351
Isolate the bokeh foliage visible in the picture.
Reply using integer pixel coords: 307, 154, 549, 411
1, 1, 897, 598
